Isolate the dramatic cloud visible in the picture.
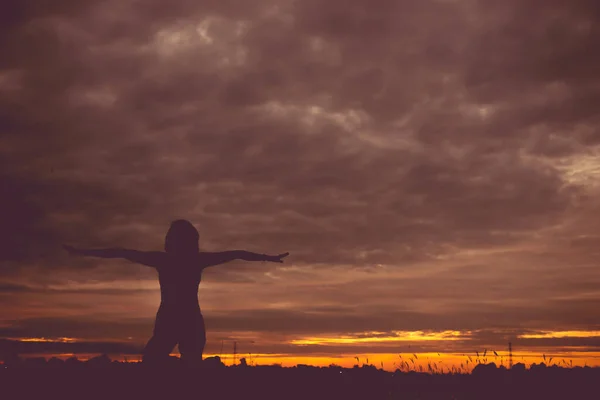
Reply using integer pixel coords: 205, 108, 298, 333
1, 0, 599, 366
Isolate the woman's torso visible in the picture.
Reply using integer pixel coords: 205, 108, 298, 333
156, 254, 203, 315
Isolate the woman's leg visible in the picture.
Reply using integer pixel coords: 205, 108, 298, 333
142, 335, 178, 364
142, 311, 178, 364
178, 312, 206, 367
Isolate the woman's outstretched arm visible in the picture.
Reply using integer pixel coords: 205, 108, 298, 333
200, 250, 289, 268
63, 245, 166, 268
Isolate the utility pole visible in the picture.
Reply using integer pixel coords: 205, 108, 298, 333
508, 342, 513, 369
233, 341, 237, 366
220, 340, 224, 362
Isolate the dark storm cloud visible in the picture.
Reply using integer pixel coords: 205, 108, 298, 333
0, 0, 590, 267
0, 282, 156, 296
0, 282, 34, 293
1, 0, 600, 357
0, 338, 142, 357
0, 316, 152, 341
201, 289, 600, 338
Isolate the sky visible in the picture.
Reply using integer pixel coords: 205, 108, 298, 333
1, 0, 599, 370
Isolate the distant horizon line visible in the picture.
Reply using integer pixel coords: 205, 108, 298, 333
4, 350, 599, 372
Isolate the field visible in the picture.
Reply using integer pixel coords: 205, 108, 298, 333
1, 356, 597, 400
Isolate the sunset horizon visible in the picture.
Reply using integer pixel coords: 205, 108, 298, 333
2, 0, 599, 382
5, 338, 600, 372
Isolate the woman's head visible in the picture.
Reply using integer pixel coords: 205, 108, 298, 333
164, 219, 199, 255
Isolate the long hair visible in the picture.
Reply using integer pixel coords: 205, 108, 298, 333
164, 219, 199, 254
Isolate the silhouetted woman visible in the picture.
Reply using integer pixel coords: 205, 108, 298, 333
64, 219, 288, 366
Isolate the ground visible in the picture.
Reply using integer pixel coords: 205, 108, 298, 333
1, 357, 597, 400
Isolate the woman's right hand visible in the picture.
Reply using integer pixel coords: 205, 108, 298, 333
266, 252, 289, 263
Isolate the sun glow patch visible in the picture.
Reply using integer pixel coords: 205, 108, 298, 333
17, 337, 78, 343
554, 144, 600, 187
290, 330, 467, 345
519, 330, 600, 339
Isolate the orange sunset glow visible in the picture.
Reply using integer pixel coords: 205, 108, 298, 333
1, 0, 600, 376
